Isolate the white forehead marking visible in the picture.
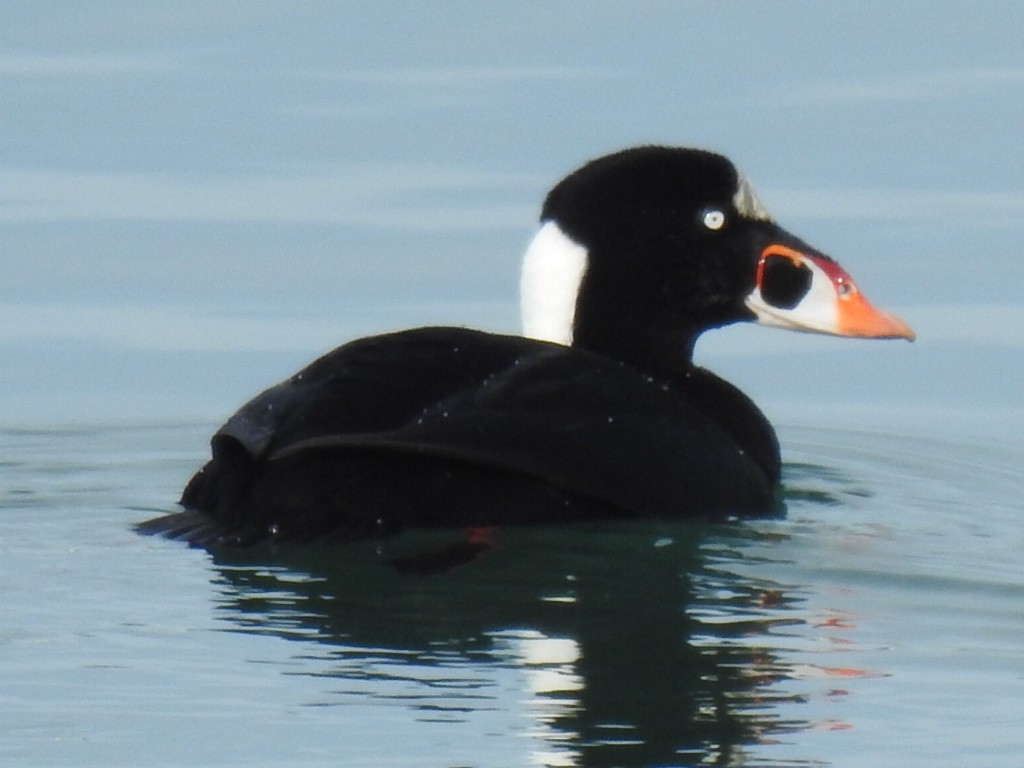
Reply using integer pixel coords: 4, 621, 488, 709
520, 221, 588, 345
733, 171, 772, 221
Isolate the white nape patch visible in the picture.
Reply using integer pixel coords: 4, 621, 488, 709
733, 171, 772, 221
520, 221, 588, 345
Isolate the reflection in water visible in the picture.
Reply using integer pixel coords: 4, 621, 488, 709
208, 518, 869, 767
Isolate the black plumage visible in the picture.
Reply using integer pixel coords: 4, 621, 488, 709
139, 146, 911, 546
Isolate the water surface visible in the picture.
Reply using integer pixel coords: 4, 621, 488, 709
3, 422, 1022, 767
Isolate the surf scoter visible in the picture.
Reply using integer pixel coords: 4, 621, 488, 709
140, 146, 914, 546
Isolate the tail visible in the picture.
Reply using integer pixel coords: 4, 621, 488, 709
136, 436, 267, 547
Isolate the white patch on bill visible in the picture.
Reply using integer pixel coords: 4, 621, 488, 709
745, 257, 838, 334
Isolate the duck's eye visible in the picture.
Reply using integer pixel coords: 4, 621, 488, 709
760, 254, 812, 309
701, 207, 726, 231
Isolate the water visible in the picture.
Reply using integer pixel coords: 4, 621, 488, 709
3, 423, 1021, 767
3, 3, 1024, 767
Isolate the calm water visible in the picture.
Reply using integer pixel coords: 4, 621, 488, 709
3, 421, 1022, 767
3, 3, 1024, 767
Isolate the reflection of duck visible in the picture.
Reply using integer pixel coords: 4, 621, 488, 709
141, 147, 913, 545
208, 522, 811, 766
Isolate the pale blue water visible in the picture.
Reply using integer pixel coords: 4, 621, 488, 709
3, 3, 1024, 767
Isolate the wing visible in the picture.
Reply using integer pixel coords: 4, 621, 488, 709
267, 348, 776, 517
212, 326, 536, 458
165, 327, 776, 544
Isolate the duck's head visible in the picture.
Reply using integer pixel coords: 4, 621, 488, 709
521, 146, 914, 374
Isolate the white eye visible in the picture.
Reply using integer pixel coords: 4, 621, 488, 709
701, 207, 726, 230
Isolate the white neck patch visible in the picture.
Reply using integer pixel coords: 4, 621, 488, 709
520, 221, 589, 345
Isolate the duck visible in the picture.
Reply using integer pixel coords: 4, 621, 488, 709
139, 146, 914, 546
